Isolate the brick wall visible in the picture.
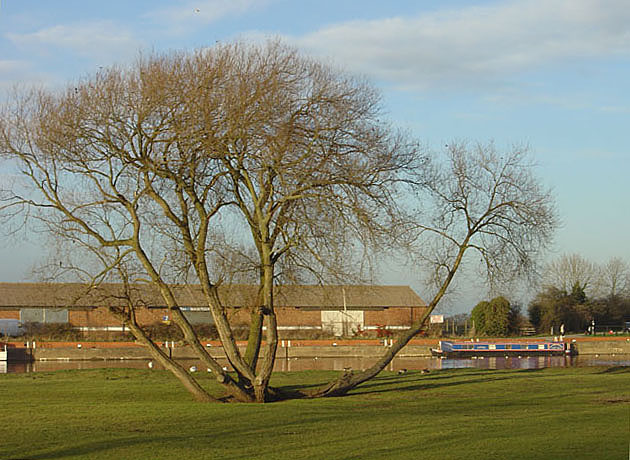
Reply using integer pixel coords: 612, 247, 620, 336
136, 308, 165, 324
277, 308, 321, 327
365, 307, 427, 327
69, 309, 119, 327
2, 306, 427, 328
0, 310, 20, 320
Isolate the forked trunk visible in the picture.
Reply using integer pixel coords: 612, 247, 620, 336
169, 306, 255, 402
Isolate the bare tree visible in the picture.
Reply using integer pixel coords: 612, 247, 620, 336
311, 142, 557, 397
195, 43, 418, 398
1, 42, 556, 402
597, 257, 630, 298
543, 253, 598, 296
0, 40, 417, 402
0, 56, 255, 401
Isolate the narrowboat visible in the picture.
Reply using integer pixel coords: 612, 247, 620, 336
0, 345, 7, 362
431, 340, 575, 358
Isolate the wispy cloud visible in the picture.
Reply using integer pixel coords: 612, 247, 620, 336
599, 105, 630, 114
7, 21, 141, 62
292, 0, 630, 90
147, 0, 272, 33
0, 60, 29, 74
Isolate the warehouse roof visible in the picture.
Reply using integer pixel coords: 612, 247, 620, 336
0, 283, 426, 310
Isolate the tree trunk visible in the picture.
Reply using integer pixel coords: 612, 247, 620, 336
109, 307, 217, 402
131, 238, 255, 401
309, 242, 469, 398
252, 261, 278, 402
243, 290, 265, 371
201, 284, 257, 383
308, 308, 432, 397
169, 305, 255, 402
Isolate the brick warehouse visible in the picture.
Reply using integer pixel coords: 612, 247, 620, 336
0, 283, 427, 336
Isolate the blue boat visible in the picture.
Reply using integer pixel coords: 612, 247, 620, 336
431, 340, 574, 357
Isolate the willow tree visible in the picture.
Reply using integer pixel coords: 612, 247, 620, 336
0, 41, 417, 402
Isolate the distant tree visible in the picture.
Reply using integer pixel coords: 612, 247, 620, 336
531, 258, 630, 334
507, 303, 523, 335
569, 281, 587, 305
527, 302, 542, 331
471, 296, 515, 336
485, 297, 511, 336
528, 286, 585, 333
471, 300, 490, 335
446, 313, 470, 324
597, 257, 630, 298
581, 296, 629, 327
543, 254, 597, 296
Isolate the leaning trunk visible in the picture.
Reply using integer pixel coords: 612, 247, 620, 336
132, 231, 255, 401
309, 308, 432, 397
310, 242, 469, 398
169, 306, 255, 402
109, 307, 217, 402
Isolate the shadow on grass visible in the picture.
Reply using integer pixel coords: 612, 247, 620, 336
6, 435, 196, 460
276, 367, 548, 399
351, 374, 510, 395
358, 368, 551, 395
598, 365, 630, 374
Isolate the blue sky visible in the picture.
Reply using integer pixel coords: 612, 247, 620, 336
1, 0, 629, 311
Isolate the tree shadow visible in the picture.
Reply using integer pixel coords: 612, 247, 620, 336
272, 368, 548, 400
598, 366, 630, 374
344, 368, 548, 396
8, 435, 194, 460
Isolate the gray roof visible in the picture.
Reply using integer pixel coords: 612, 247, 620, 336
0, 283, 426, 310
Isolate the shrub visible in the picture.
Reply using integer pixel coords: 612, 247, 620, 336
144, 323, 184, 341
20, 322, 82, 341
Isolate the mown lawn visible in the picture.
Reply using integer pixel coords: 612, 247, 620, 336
1, 366, 628, 459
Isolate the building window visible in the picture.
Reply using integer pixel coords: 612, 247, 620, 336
20, 308, 69, 323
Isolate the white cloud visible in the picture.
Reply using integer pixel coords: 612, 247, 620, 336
7, 21, 141, 61
292, 0, 630, 90
148, 0, 271, 32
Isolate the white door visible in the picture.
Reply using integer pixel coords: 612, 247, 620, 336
321, 310, 364, 336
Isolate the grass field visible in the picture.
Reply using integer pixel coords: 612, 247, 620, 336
1, 366, 629, 459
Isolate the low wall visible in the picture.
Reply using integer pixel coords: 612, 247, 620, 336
571, 338, 630, 355
3, 340, 433, 361
26, 343, 433, 361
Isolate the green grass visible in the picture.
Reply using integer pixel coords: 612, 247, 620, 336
1, 367, 629, 459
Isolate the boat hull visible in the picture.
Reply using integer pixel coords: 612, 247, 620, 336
430, 348, 569, 358
431, 340, 575, 358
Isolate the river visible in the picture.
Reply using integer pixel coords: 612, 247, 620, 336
2, 354, 629, 374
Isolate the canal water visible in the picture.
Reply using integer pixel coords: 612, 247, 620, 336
2, 354, 629, 374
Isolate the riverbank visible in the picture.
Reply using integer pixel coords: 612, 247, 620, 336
3, 336, 630, 362
1, 366, 628, 459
